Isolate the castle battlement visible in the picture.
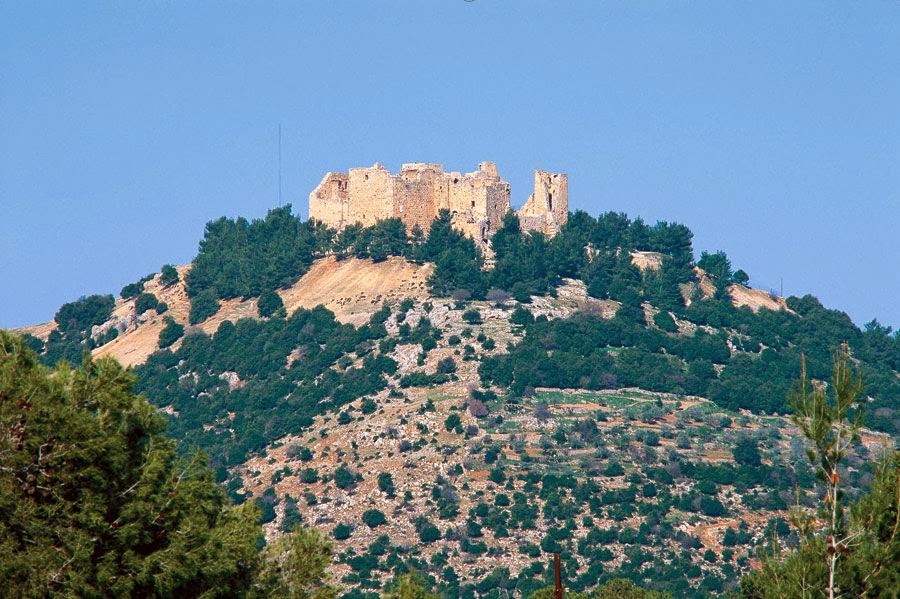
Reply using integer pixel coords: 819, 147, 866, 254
309, 161, 567, 242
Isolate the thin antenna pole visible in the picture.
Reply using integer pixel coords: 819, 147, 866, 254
278, 123, 283, 205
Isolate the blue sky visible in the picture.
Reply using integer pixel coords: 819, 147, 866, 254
1, 1, 898, 329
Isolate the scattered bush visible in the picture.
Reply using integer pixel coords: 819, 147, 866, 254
333, 523, 352, 540
257, 289, 284, 318
377, 472, 395, 497
419, 523, 441, 543
159, 264, 180, 286
733, 437, 762, 467
54, 294, 115, 332
333, 465, 355, 490
189, 289, 220, 324
158, 317, 184, 348
120, 281, 145, 299
135, 292, 160, 315
362, 509, 387, 528
467, 398, 489, 418
437, 357, 457, 374
462, 309, 482, 324
444, 413, 462, 432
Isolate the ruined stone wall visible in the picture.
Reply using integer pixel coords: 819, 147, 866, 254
446, 173, 474, 220
309, 172, 351, 228
482, 183, 511, 239
309, 161, 565, 243
443, 162, 511, 241
394, 164, 442, 233
545, 171, 568, 226
346, 164, 395, 225
517, 170, 568, 235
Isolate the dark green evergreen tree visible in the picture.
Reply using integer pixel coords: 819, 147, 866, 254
189, 288, 221, 324
134, 292, 160, 315
258, 289, 285, 318
0, 332, 262, 596
54, 294, 115, 333
423, 211, 487, 298
158, 316, 185, 348
159, 264, 180, 286
740, 348, 898, 598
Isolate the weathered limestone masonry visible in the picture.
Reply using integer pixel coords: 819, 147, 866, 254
518, 169, 569, 236
309, 161, 567, 243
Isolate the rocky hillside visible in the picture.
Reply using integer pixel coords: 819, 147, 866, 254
224, 280, 889, 596
16, 252, 784, 366
11, 206, 898, 597
13, 255, 894, 597
18, 256, 432, 366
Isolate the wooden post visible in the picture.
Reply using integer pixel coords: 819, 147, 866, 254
554, 552, 562, 599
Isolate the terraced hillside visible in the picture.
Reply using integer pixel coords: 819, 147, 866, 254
228, 294, 890, 597
10, 207, 898, 597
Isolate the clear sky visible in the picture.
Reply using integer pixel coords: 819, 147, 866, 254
1, 2, 898, 329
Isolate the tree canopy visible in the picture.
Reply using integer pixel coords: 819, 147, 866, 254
0, 331, 262, 596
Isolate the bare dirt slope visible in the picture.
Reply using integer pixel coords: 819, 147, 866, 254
679, 269, 789, 314
93, 266, 192, 367
14, 320, 57, 341
70, 257, 431, 368
278, 255, 433, 326
728, 283, 792, 313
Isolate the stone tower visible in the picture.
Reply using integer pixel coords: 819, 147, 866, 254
517, 170, 569, 235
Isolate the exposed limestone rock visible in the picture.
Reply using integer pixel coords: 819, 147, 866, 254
218, 371, 244, 391
630, 250, 665, 271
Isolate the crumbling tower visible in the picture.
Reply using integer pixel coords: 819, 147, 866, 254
517, 170, 569, 235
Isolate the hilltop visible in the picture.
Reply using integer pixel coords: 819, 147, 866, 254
16, 253, 788, 369
10, 204, 898, 597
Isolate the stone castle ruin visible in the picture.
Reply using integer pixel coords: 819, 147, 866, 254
308, 161, 567, 243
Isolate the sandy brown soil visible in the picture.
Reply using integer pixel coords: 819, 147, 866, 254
93, 266, 192, 367
727, 284, 791, 314
26, 257, 433, 368
13, 320, 57, 341
278, 255, 433, 327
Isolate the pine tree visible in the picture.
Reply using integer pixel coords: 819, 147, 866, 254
789, 344, 865, 599
740, 345, 899, 598
0, 331, 261, 596
382, 572, 440, 599
253, 526, 337, 599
